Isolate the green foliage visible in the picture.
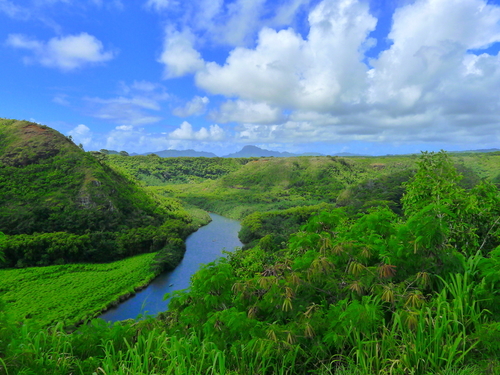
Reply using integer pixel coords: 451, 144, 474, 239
153, 151, 500, 374
0, 253, 158, 327
106, 154, 249, 185
239, 203, 334, 248
3, 146, 500, 374
111, 150, 493, 224
0, 231, 4, 265
160, 156, 416, 220
0, 219, 190, 268
0, 118, 191, 236
0, 118, 197, 268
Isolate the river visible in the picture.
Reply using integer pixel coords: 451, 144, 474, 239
99, 213, 243, 322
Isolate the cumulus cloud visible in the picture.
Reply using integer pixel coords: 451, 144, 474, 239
85, 123, 229, 154
68, 124, 93, 148
158, 29, 205, 78
173, 96, 209, 117
86, 80, 169, 125
189, 0, 500, 149
169, 121, 225, 141
147, 0, 314, 47
6, 32, 115, 70
196, 0, 376, 111
211, 100, 285, 124
367, 0, 500, 108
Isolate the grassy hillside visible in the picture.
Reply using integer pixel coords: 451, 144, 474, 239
0, 253, 158, 327
0, 119, 187, 236
138, 153, 495, 219
0, 118, 202, 271
0, 119, 207, 325
105, 153, 250, 185
149, 155, 416, 219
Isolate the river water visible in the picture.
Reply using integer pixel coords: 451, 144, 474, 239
99, 213, 243, 322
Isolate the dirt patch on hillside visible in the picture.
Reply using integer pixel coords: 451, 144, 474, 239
0, 122, 71, 167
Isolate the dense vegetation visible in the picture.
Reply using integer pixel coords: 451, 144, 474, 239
0, 119, 207, 332
0, 253, 158, 327
0, 119, 177, 235
2, 121, 500, 375
105, 153, 250, 185
119, 153, 495, 223
145, 156, 415, 220
0, 220, 188, 268
0, 119, 197, 270
1, 151, 500, 374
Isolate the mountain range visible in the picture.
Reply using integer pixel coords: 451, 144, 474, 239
109, 146, 500, 159
129, 145, 331, 158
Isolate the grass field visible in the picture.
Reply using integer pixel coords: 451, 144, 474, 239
0, 253, 157, 327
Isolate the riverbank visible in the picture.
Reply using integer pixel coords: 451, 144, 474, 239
0, 209, 214, 328
100, 213, 243, 322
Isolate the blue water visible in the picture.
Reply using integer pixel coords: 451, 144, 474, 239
99, 213, 242, 322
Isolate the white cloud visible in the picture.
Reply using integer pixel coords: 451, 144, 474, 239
6, 32, 115, 70
84, 123, 228, 154
196, 0, 376, 111
173, 96, 209, 117
221, 0, 267, 46
367, 0, 500, 108
211, 100, 285, 124
68, 124, 93, 148
169, 121, 225, 141
86, 81, 169, 125
189, 0, 500, 149
158, 29, 205, 78
147, 0, 314, 47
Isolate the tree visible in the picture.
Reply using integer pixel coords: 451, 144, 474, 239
119, 151, 129, 156
401, 150, 463, 217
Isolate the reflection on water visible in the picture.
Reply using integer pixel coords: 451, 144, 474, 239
99, 213, 242, 322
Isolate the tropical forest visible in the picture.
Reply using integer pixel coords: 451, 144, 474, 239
2, 118, 500, 374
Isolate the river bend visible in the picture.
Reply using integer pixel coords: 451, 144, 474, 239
99, 213, 242, 322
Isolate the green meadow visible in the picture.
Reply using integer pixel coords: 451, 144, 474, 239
0, 253, 157, 327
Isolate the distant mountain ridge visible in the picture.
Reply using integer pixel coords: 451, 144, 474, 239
106, 146, 500, 159
222, 145, 303, 158
142, 149, 218, 158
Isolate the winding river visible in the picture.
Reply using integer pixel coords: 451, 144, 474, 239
99, 213, 243, 322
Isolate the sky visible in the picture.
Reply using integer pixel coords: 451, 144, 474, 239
1, 0, 500, 156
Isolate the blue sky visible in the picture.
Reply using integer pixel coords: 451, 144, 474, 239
1, 0, 500, 156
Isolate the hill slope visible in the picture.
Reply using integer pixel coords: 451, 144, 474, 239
0, 119, 179, 235
0, 119, 195, 268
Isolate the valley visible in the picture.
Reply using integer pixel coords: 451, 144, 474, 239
1, 119, 500, 374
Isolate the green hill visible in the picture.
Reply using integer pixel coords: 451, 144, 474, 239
155, 155, 418, 219
0, 118, 180, 235
0, 119, 192, 267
